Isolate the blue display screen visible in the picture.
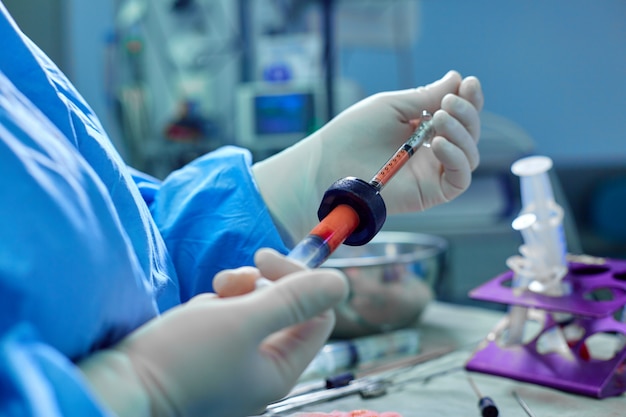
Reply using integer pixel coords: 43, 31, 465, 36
254, 92, 315, 136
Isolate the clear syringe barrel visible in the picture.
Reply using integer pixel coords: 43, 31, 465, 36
287, 204, 360, 269
511, 156, 567, 269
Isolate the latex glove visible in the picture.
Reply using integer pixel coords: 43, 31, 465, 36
253, 70, 484, 243
79, 249, 348, 417
211, 247, 309, 297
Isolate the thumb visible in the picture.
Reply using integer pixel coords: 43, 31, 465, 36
254, 247, 307, 279
391, 70, 462, 120
213, 266, 262, 297
250, 267, 349, 340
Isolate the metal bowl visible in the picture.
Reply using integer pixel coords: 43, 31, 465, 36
321, 231, 448, 338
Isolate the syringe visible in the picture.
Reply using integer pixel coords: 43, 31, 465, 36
287, 111, 435, 268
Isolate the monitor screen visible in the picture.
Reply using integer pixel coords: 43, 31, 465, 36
254, 92, 316, 136
236, 82, 326, 154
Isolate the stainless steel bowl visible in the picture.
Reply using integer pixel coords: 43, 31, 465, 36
321, 231, 448, 338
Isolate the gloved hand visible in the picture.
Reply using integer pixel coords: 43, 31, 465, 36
253, 70, 484, 243
79, 249, 348, 417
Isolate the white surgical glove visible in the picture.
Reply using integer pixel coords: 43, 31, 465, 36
253, 70, 484, 244
79, 249, 348, 417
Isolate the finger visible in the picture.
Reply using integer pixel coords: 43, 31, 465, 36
433, 105, 480, 171
440, 93, 482, 144
254, 247, 307, 280
381, 70, 462, 121
459, 76, 484, 113
250, 268, 348, 340
213, 266, 262, 297
430, 135, 472, 198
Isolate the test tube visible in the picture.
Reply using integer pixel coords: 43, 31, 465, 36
511, 157, 573, 356
511, 156, 567, 294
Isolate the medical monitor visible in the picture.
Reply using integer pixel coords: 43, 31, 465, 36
235, 82, 326, 153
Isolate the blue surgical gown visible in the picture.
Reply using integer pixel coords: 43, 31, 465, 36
0, 4, 287, 415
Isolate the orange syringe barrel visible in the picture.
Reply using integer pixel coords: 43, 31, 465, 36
370, 111, 435, 192
370, 145, 412, 191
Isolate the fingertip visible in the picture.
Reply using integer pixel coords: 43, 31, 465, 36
421, 70, 461, 93
440, 93, 460, 111
255, 247, 306, 279
253, 247, 281, 266
435, 70, 462, 94
460, 76, 484, 111
430, 134, 456, 156
443, 69, 462, 82
212, 268, 230, 291
432, 107, 452, 130
401, 71, 463, 119
213, 266, 261, 297
440, 93, 475, 125
465, 75, 480, 85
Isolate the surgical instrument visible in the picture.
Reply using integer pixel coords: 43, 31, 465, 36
285, 345, 456, 399
287, 111, 435, 268
264, 376, 385, 415
512, 391, 538, 417
265, 345, 455, 416
467, 374, 499, 417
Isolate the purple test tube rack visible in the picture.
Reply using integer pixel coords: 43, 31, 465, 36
465, 257, 626, 398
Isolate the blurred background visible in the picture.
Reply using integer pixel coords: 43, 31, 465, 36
5, 0, 626, 308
